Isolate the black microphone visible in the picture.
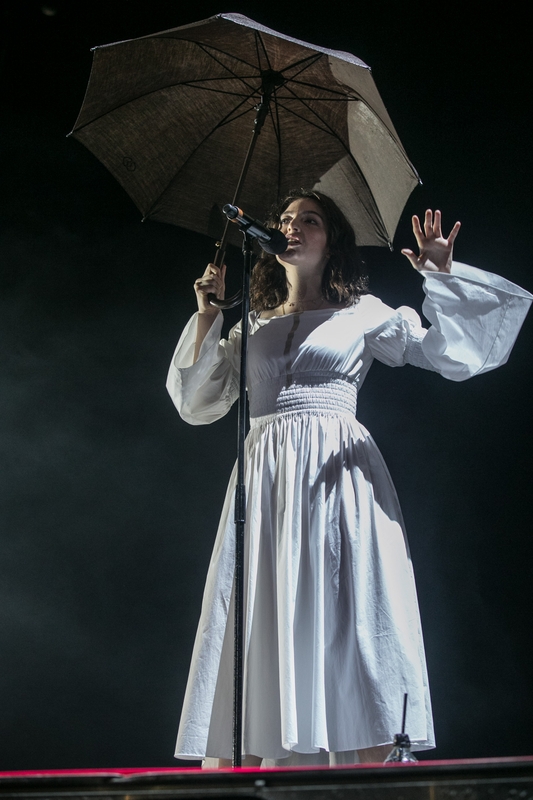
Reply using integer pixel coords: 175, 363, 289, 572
223, 204, 288, 255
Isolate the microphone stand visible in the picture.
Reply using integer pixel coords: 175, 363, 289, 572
232, 229, 251, 769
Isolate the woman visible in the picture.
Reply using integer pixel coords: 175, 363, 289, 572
167, 191, 531, 767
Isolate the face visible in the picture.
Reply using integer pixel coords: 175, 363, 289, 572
276, 198, 329, 273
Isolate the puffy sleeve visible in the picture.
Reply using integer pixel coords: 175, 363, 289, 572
166, 312, 241, 425
365, 262, 532, 381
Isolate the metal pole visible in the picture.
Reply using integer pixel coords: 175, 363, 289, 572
209, 70, 283, 309
232, 231, 252, 767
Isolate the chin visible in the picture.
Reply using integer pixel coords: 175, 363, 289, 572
276, 253, 293, 267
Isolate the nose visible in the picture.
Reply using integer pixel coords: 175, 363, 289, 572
286, 217, 299, 232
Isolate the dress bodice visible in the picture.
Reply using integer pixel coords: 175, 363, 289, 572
246, 301, 409, 418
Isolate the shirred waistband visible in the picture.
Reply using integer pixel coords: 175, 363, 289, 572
249, 375, 358, 423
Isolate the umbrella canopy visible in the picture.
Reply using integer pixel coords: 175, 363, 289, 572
71, 13, 420, 248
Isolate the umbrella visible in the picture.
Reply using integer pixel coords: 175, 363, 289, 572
70, 13, 420, 250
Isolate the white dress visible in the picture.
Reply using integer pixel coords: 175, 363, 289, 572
167, 263, 531, 763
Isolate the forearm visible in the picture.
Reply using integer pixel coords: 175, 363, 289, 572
193, 310, 220, 363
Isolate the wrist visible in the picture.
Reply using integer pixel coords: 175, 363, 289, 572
197, 307, 220, 317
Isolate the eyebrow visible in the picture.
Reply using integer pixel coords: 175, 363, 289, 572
281, 209, 324, 220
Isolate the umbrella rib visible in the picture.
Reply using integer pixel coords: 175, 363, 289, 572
172, 75, 258, 86
282, 83, 358, 139
275, 94, 361, 102
214, 104, 258, 128
254, 31, 273, 74
283, 80, 410, 156
195, 42, 260, 95
275, 100, 342, 138
177, 83, 258, 98
172, 74, 256, 85
279, 52, 324, 81
203, 88, 259, 128
284, 79, 361, 99
267, 90, 283, 204
271, 92, 389, 241
141, 96, 258, 220
74, 79, 259, 135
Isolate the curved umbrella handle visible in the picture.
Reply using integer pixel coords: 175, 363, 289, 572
209, 290, 243, 310
208, 218, 244, 309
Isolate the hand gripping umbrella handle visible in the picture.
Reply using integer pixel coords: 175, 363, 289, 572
208, 219, 243, 309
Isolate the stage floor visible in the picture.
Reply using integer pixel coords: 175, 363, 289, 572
1, 757, 533, 800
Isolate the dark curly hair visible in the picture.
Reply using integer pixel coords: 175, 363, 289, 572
250, 189, 367, 312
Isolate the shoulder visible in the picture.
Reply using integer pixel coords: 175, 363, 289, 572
350, 295, 422, 335
345, 293, 393, 322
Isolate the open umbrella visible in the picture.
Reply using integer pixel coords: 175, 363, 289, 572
70, 13, 419, 251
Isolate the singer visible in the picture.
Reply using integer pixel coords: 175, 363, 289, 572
166, 190, 531, 767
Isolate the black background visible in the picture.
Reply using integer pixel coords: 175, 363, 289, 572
1, 0, 532, 769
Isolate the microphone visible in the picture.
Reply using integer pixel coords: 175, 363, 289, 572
223, 204, 288, 255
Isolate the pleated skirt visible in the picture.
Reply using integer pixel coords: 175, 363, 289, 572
175, 409, 434, 761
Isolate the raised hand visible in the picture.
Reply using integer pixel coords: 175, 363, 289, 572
194, 263, 226, 314
401, 209, 461, 273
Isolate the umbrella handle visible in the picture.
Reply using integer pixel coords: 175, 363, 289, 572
209, 289, 243, 310
208, 217, 244, 308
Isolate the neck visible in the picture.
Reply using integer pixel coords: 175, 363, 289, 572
284, 267, 323, 306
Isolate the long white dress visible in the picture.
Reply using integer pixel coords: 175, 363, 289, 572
167, 262, 531, 763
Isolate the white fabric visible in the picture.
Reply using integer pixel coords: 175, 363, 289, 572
167, 263, 531, 763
